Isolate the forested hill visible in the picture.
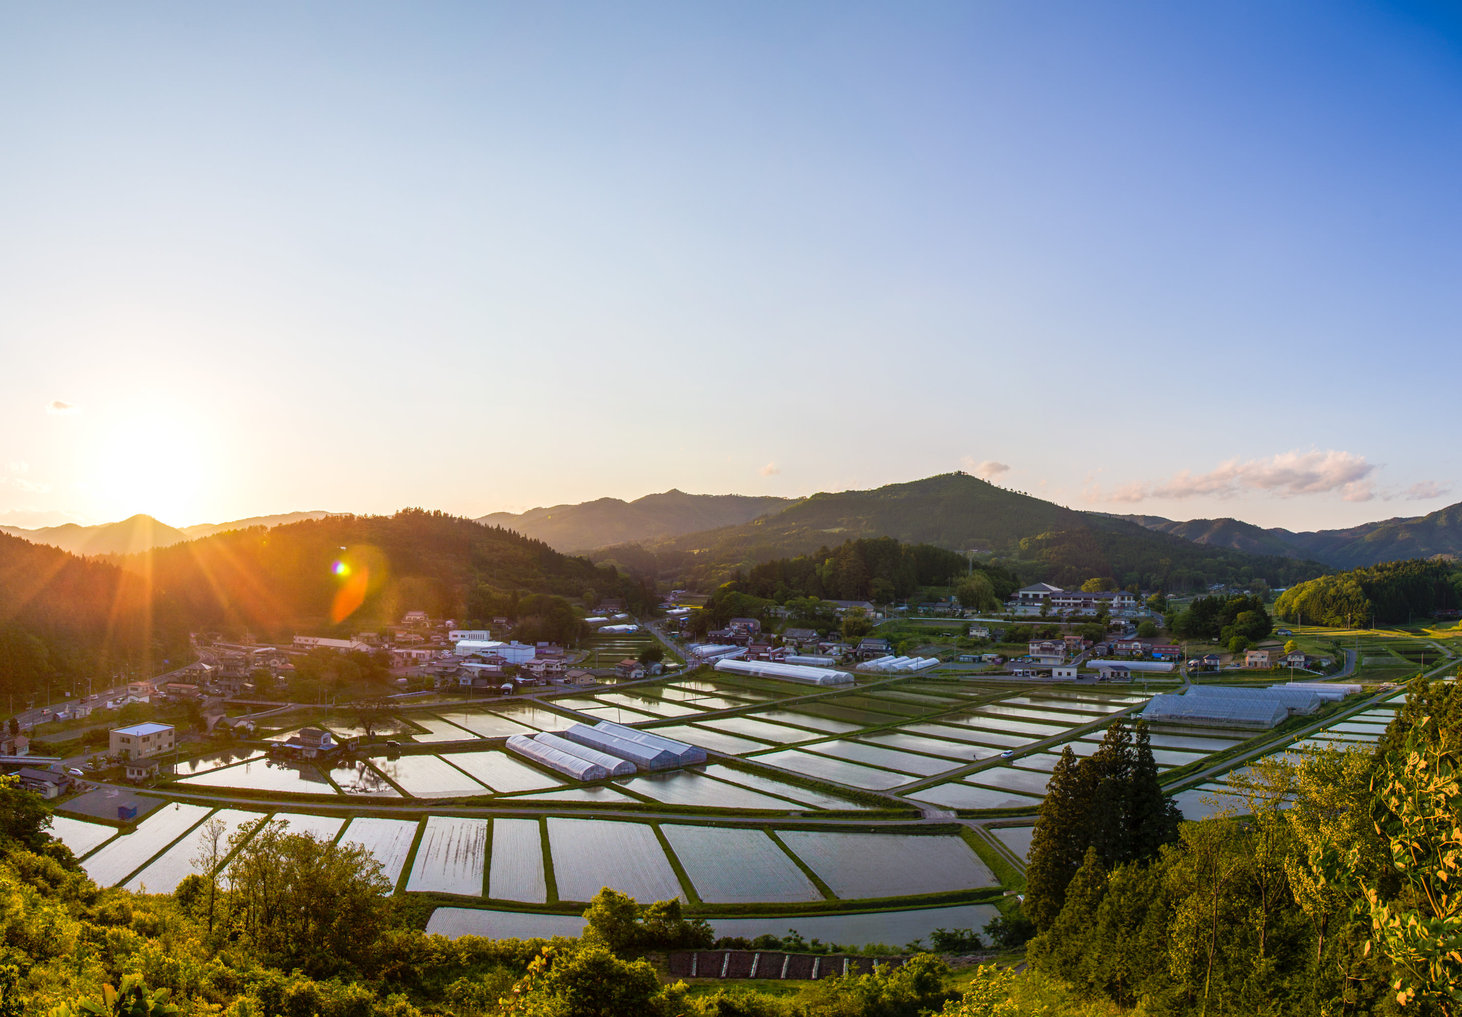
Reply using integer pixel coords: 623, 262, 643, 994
1119, 500, 1462, 569
1121, 516, 1309, 559
0, 532, 181, 702
133, 509, 634, 638
477, 490, 790, 553
1274, 558, 1462, 627
0, 512, 640, 703
590, 474, 1326, 592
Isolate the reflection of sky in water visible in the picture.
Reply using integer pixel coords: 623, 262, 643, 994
328, 761, 400, 796
174, 758, 336, 793
618, 770, 801, 810
365, 754, 487, 797
174, 750, 265, 774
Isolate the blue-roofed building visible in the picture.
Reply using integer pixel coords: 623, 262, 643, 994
109, 723, 175, 760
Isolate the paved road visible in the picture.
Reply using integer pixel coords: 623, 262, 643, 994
12, 661, 200, 730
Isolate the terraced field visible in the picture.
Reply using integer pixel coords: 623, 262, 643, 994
51, 645, 1417, 947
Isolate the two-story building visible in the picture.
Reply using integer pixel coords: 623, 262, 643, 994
1028, 640, 1065, 665
110, 723, 175, 760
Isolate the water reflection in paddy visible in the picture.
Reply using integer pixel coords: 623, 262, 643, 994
328, 760, 401, 796
618, 771, 803, 810
443, 751, 561, 793
753, 711, 862, 734
811, 740, 957, 776
367, 755, 488, 797
431, 711, 534, 738
862, 732, 997, 761
908, 783, 1041, 810
175, 757, 337, 794
752, 750, 910, 790
649, 724, 770, 755
174, 750, 265, 775
699, 764, 870, 810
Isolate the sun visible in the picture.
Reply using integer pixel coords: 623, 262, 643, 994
80, 407, 222, 524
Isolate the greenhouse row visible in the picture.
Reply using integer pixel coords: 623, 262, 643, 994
858, 655, 940, 674
713, 658, 854, 686
1187, 684, 1323, 714
1141, 693, 1288, 730
507, 722, 706, 780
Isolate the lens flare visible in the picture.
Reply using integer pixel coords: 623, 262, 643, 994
328, 545, 387, 624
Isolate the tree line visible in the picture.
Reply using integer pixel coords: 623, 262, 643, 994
1275, 558, 1462, 628
0, 510, 661, 703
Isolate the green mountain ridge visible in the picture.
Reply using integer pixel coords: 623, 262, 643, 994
476, 489, 790, 552
589, 473, 1326, 591
1119, 501, 1462, 569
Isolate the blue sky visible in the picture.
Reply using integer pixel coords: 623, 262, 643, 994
1, 2, 1459, 530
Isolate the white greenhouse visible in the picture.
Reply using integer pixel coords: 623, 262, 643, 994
531, 732, 637, 778
1141, 693, 1288, 730
1187, 685, 1322, 714
505, 734, 610, 781
562, 724, 680, 770
594, 721, 706, 766
1271, 682, 1360, 702
713, 657, 854, 686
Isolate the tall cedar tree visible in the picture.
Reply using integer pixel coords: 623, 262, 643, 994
1024, 719, 1179, 931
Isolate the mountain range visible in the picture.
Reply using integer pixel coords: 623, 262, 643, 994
1117, 503, 1462, 570
485, 475, 1462, 581
476, 491, 789, 553
8, 477, 1462, 591
0, 511, 334, 557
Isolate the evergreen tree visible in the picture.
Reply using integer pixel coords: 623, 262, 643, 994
1024, 720, 1178, 931
1025, 747, 1095, 930
1124, 721, 1181, 860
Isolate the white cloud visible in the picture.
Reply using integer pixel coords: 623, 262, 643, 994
1094, 449, 1378, 503
46, 400, 78, 414
1405, 481, 1450, 501
962, 458, 1011, 481
759, 462, 780, 477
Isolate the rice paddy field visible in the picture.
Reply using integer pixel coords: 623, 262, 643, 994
63, 658, 1410, 941
404, 816, 488, 896
546, 817, 684, 903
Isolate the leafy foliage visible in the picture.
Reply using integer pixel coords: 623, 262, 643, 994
1275, 558, 1462, 628
1168, 593, 1272, 644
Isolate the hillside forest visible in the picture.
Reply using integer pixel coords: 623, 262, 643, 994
0, 510, 655, 706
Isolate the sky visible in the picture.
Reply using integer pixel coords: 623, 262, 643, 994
2, 1, 1460, 532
